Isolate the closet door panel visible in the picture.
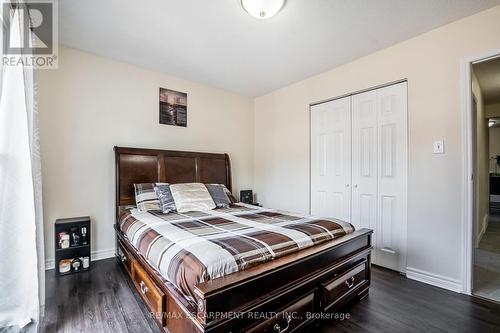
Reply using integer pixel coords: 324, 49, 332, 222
352, 90, 379, 262
311, 97, 352, 222
375, 82, 408, 272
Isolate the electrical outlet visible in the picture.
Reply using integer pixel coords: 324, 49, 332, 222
433, 140, 445, 154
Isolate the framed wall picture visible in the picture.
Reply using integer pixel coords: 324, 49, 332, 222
159, 88, 187, 127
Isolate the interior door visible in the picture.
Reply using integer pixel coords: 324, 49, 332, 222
310, 96, 352, 222
374, 82, 408, 272
351, 89, 379, 262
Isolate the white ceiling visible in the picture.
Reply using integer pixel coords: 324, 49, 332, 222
59, 0, 500, 97
473, 57, 500, 104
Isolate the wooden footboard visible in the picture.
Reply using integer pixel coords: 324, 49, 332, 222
115, 226, 372, 333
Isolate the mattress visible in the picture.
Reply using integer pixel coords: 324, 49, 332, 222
119, 203, 354, 302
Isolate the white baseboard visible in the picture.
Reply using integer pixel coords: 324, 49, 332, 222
476, 214, 490, 248
406, 267, 462, 293
45, 247, 115, 270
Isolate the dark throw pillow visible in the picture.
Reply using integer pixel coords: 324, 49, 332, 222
154, 184, 177, 214
222, 185, 238, 203
205, 184, 231, 208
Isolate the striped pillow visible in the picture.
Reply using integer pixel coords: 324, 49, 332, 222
134, 183, 166, 212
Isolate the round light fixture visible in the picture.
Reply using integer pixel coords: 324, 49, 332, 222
241, 0, 285, 19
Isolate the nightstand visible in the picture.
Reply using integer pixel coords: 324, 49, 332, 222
54, 216, 91, 276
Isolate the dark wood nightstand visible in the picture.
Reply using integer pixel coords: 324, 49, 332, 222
54, 216, 91, 276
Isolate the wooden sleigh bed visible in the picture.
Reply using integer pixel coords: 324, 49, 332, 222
114, 146, 373, 333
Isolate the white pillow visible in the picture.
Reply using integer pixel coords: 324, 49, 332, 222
170, 183, 216, 213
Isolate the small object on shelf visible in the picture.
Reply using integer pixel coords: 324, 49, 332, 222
81, 256, 90, 269
81, 226, 88, 245
55, 216, 91, 276
59, 259, 71, 273
240, 190, 261, 206
240, 190, 253, 204
71, 258, 82, 272
70, 227, 81, 247
59, 232, 70, 249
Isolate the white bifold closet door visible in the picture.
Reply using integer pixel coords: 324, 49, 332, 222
351, 89, 378, 235
311, 82, 407, 272
310, 96, 352, 222
351, 82, 407, 272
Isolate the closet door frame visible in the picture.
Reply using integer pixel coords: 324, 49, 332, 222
309, 79, 408, 273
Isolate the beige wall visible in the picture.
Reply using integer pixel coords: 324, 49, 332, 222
254, 5, 500, 286
472, 71, 490, 246
491, 127, 500, 173
38, 47, 254, 265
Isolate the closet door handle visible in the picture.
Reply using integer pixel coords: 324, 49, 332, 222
345, 184, 350, 187
354, 184, 358, 188
381, 247, 396, 254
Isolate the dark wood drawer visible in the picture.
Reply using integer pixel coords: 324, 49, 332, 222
131, 260, 165, 325
117, 239, 135, 275
320, 260, 368, 311
118, 241, 135, 276
246, 292, 315, 333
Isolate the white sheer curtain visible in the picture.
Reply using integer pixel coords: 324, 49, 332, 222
0, 1, 44, 331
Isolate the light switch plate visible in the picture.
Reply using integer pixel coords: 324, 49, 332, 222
433, 140, 445, 154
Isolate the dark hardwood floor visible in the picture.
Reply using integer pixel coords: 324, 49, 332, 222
39, 259, 500, 333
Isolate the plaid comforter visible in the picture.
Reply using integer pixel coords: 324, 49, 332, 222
119, 204, 354, 302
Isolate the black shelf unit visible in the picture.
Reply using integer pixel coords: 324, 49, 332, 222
54, 216, 91, 276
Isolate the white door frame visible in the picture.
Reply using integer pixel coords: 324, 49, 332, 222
461, 49, 500, 295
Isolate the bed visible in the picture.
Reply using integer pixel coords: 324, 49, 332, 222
114, 146, 373, 333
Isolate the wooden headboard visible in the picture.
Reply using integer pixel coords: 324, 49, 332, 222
114, 146, 231, 219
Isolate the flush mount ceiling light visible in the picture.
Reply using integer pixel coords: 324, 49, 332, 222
241, 0, 285, 19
